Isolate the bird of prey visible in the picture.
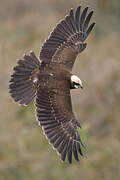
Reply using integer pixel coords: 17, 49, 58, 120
9, 6, 95, 163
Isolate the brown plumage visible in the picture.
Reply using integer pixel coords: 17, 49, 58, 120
9, 6, 95, 163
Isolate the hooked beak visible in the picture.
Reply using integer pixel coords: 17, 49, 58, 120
79, 84, 83, 89
79, 83, 83, 89
77, 84, 83, 89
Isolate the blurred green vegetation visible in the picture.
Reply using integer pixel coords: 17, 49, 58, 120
0, 0, 120, 180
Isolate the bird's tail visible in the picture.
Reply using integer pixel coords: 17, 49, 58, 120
9, 51, 40, 106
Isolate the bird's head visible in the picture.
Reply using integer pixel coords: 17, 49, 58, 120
70, 75, 83, 89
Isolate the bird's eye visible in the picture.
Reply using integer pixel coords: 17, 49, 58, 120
73, 82, 80, 86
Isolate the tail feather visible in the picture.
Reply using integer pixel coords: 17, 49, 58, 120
9, 51, 40, 106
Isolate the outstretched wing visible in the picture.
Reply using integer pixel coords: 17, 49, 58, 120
35, 87, 85, 163
40, 6, 95, 71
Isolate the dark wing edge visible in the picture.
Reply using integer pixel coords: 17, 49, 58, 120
35, 88, 85, 163
40, 6, 95, 70
9, 51, 40, 106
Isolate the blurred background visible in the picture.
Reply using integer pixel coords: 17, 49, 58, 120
0, 0, 120, 179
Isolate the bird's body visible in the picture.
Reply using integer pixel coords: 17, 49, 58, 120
38, 64, 71, 89
9, 6, 95, 163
